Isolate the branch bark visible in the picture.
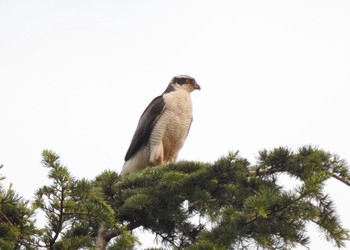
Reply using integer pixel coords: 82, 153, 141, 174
95, 225, 108, 250
331, 173, 350, 186
95, 225, 121, 250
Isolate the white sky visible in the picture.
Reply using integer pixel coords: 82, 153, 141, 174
1, 1, 349, 249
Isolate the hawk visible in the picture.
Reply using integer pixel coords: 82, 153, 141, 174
120, 75, 200, 176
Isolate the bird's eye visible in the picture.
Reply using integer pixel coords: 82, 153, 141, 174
186, 79, 191, 84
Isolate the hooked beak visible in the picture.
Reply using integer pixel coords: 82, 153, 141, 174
194, 82, 201, 90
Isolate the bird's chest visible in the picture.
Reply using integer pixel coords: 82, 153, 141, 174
151, 91, 193, 145
163, 91, 192, 120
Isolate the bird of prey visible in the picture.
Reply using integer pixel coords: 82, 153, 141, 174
120, 75, 200, 176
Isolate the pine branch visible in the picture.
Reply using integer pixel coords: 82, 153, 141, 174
251, 146, 350, 188
49, 186, 65, 249
331, 173, 350, 186
243, 189, 307, 227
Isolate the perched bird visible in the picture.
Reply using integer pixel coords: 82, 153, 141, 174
120, 75, 200, 176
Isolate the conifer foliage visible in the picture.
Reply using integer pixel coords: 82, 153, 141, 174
0, 146, 349, 249
0, 165, 36, 249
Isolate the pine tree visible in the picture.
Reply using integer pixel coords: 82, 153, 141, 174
1, 146, 350, 249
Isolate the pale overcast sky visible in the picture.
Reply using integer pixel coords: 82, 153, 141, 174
1, 1, 349, 249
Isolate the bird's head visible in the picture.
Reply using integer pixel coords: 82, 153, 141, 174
165, 75, 201, 93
